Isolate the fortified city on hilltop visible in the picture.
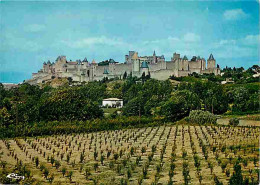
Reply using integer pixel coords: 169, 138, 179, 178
26, 51, 220, 84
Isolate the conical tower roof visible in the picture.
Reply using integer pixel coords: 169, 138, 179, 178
183, 55, 188, 60
208, 54, 215, 60
141, 61, 149, 68
109, 59, 115, 63
83, 57, 88, 62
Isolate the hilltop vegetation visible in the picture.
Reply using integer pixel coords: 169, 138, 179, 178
0, 65, 259, 138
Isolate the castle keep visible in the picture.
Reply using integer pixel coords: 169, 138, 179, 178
27, 51, 220, 84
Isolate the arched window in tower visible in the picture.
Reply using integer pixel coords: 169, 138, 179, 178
87, 70, 90, 77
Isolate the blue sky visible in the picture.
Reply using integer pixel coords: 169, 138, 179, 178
0, 0, 259, 83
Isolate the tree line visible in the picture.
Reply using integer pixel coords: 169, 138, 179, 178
0, 65, 259, 138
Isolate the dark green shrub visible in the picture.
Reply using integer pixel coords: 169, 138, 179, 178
229, 118, 239, 126
186, 110, 217, 125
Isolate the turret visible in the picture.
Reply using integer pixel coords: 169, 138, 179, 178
109, 59, 116, 64
141, 61, 149, 76
153, 50, 157, 63
109, 59, 116, 75
183, 55, 188, 61
90, 59, 97, 77
207, 54, 216, 69
126, 51, 137, 64
91, 59, 97, 65
132, 52, 140, 73
56, 56, 66, 63
180, 55, 189, 71
43, 62, 47, 72
201, 58, 206, 70
103, 68, 109, 78
197, 56, 206, 70
173, 53, 180, 60
82, 57, 88, 63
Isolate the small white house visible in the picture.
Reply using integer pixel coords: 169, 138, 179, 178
253, 73, 260, 78
102, 98, 123, 108
221, 78, 234, 84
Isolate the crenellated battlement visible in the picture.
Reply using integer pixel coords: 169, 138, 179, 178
26, 51, 220, 85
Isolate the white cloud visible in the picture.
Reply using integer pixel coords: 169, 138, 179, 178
241, 34, 260, 46
183, 33, 201, 42
214, 34, 259, 48
57, 33, 255, 62
212, 34, 259, 58
168, 36, 180, 42
62, 36, 127, 48
214, 39, 236, 48
23, 41, 43, 51
2, 32, 43, 52
24, 24, 46, 32
59, 33, 203, 61
137, 33, 203, 58
223, 9, 249, 21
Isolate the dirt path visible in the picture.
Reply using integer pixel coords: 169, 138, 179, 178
217, 118, 260, 126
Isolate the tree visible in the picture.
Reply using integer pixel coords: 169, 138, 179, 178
80, 152, 84, 163
61, 167, 66, 177
141, 72, 146, 81
114, 153, 119, 161
141, 147, 146, 155
203, 82, 228, 114
229, 118, 239, 126
67, 77, 73, 84
43, 168, 49, 179
156, 90, 200, 121
50, 156, 55, 166
38, 87, 104, 121
146, 72, 151, 79
94, 163, 99, 172
85, 168, 91, 180
54, 160, 61, 169
187, 110, 217, 125
232, 87, 249, 112
247, 92, 259, 112
49, 174, 54, 183
100, 155, 105, 165
123, 72, 127, 79
229, 163, 243, 185
35, 157, 39, 168
122, 94, 144, 116
68, 171, 73, 182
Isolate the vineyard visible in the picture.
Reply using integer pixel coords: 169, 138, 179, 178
0, 125, 259, 185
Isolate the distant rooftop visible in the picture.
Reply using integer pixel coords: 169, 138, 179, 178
141, 61, 149, 68
208, 54, 215, 60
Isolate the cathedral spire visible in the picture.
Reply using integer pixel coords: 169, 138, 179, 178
153, 50, 156, 56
